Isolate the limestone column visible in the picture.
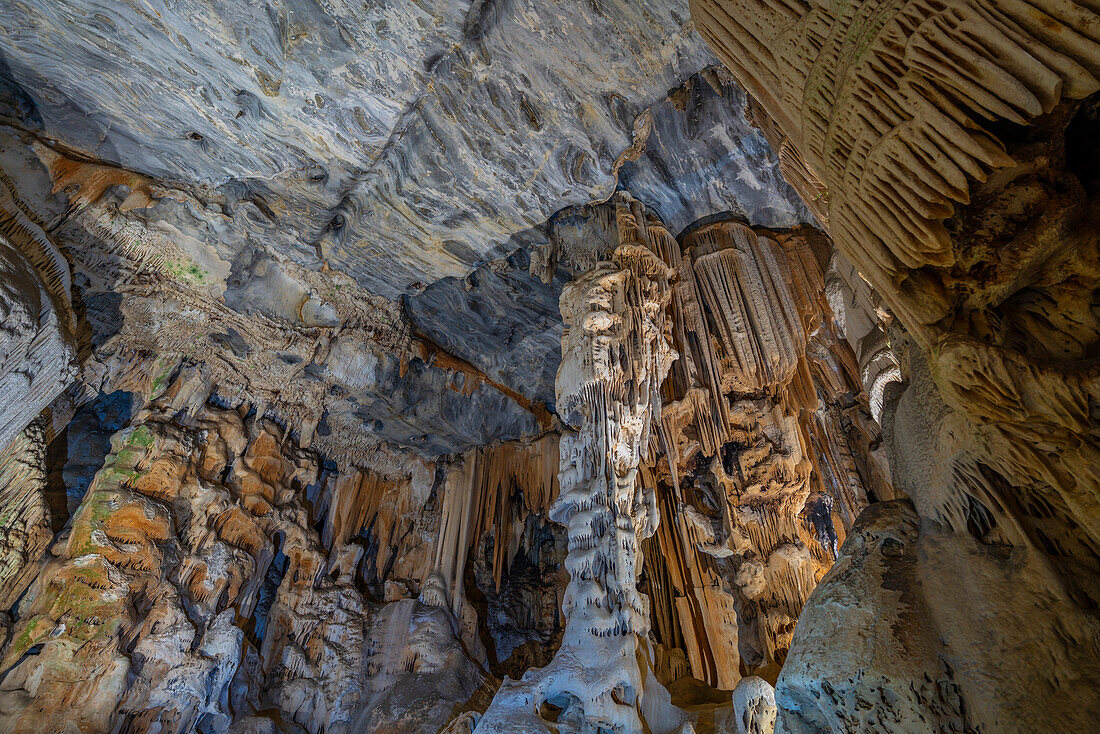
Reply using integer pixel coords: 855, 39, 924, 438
475, 193, 681, 733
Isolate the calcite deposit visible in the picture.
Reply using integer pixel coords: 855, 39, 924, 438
692, 0, 1100, 729
0, 0, 1096, 731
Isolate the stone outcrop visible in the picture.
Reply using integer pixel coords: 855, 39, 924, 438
778, 499, 1100, 733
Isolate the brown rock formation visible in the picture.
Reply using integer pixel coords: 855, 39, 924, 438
0, 420, 54, 612
0, 151, 899, 733
692, 0, 1100, 728
9, 0, 1093, 726
641, 215, 888, 690
0, 376, 491, 733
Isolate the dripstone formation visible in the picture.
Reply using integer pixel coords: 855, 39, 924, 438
0, 0, 1095, 732
692, 0, 1100, 729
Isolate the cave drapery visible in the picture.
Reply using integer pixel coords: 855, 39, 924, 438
0, 0, 1096, 732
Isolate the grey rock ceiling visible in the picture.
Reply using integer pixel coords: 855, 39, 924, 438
0, 0, 809, 291
0, 0, 811, 455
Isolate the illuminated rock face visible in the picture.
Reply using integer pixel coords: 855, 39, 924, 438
0, 175, 78, 454
0, 0, 803, 299
474, 196, 887, 731
642, 218, 887, 691
3, 0, 1097, 729
692, 0, 1100, 729
0, 388, 485, 734
476, 193, 682, 733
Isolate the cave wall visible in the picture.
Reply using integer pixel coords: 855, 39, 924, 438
691, 0, 1100, 729
11, 0, 1093, 727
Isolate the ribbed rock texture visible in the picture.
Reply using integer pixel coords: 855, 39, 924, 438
0, 174, 78, 453
0, 420, 56, 612
692, 0, 1100, 729
477, 193, 683, 733
642, 217, 887, 690
1, 0, 1094, 730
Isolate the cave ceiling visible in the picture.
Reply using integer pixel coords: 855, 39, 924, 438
1, 0, 1099, 729
0, 0, 810, 456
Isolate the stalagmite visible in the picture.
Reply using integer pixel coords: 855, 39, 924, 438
730, 676, 776, 734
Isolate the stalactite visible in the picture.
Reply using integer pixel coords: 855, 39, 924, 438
314, 461, 435, 591
644, 217, 890, 683
692, 0, 1100, 729
471, 435, 560, 593
0, 164, 78, 453
0, 418, 53, 610
689, 0, 1100, 333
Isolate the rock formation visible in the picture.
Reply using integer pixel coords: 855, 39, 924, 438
0, 172, 78, 451
0, 0, 1095, 730
0, 420, 56, 613
641, 214, 888, 691
692, 0, 1100, 729
476, 193, 682, 732
0, 376, 492, 734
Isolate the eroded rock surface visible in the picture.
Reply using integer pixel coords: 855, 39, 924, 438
641, 217, 888, 689
692, 0, 1100, 729
0, 0, 725, 297
0, 388, 491, 734
0, 0, 1095, 729
778, 498, 1100, 733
